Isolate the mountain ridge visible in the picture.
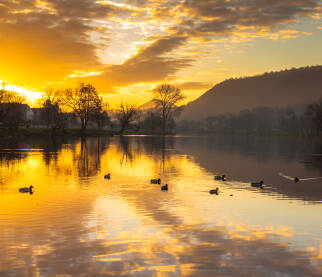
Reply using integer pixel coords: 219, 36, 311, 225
179, 65, 322, 121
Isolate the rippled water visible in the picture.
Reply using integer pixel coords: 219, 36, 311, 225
0, 135, 322, 276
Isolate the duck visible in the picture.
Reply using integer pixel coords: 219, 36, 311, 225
19, 186, 34, 194
279, 172, 322, 183
161, 184, 168, 191
104, 173, 111, 179
214, 175, 226, 181
251, 181, 264, 188
151, 178, 161, 184
209, 187, 219, 195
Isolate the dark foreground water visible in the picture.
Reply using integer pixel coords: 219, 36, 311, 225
0, 135, 322, 276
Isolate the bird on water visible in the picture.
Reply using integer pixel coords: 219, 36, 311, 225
209, 187, 219, 194
251, 181, 264, 188
161, 184, 168, 191
19, 186, 34, 194
151, 178, 161, 184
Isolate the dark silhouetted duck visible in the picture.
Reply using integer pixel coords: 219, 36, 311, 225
19, 186, 34, 194
251, 181, 264, 188
161, 184, 168, 191
209, 187, 219, 195
214, 175, 226, 181
278, 172, 322, 183
104, 173, 111, 179
151, 178, 161, 184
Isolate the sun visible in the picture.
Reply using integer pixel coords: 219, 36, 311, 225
1, 81, 43, 106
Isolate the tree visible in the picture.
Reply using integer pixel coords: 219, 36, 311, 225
116, 103, 140, 134
90, 103, 110, 129
61, 83, 102, 132
0, 83, 25, 124
141, 111, 162, 133
39, 88, 69, 135
0, 83, 26, 127
306, 99, 322, 133
153, 84, 185, 134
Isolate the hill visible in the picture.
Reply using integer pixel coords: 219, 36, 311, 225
179, 66, 322, 121
138, 99, 158, 111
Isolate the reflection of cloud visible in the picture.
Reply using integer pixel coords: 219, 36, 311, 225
1, 136, 322, 276
175, 135, 322, 203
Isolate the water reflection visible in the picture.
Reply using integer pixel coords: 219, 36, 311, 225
75, 137, 110, 177
0, 135, 322, 276
175, 135, 322, 202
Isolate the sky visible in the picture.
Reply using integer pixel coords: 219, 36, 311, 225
0, 0, 321, 107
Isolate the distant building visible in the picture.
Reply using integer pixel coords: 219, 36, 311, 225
31, 108, 44, 125
0, 103, 34, 126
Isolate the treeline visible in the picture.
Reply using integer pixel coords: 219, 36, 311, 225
216, 65, 322, 89
0, 83, 185, 136
177, 101, 322, 136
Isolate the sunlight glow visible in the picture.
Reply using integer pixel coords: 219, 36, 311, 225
68, 70, 103, 78
1, 80, 43, 105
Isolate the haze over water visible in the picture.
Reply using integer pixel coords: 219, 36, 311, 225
0, 135, 322, 276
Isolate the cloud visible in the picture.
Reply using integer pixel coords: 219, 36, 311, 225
0, 14, 100, 88
86, 36, 194, 90
0, 0, 321, 95
0, 0, 131, 88
168, 0, 321, 39
175, 82, 213, 91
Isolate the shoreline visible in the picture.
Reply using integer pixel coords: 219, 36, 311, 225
0, 126, 320, 142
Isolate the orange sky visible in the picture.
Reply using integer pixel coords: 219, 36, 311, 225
0, 0, 321, 107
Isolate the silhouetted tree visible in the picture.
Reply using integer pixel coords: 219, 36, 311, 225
0, 83, 25, 124
40, 88, 69, 135
153, 84, 185, 134
90, 102, 110, 129
116, 103, 140, 134
61, 83, 102, 132
306, 99, 322, 133
141, 111, 162, 133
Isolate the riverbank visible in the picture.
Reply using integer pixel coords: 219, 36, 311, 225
0, 127, 115, 141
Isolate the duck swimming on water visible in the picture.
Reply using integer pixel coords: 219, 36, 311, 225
161, 184, 168, 191
209, 187, 219, 195
251, 181, 264, 188
151, 178, 161, 184
279, 172, 322, 183
214, 175, 226, 181
104, 173, 111, 179
19, 186, 34, 194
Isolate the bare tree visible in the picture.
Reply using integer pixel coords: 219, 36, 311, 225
306, 99, 322, 133
0, 83, 26, 125
153, 84, 185, 134
61, 83, 102, 132
41, 88, 61, 129
116, 103, 140, 134
90, 102, 110, 129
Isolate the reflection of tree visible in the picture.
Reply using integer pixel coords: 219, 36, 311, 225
0, 151, 28, 188
305, 140, 322, 176
140, 136, 176, 176
118, 136, 133, 165
42, 137, 61, 167
76, 137, 109, 177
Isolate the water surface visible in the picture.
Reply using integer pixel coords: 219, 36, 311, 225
0, 135, 322, 276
